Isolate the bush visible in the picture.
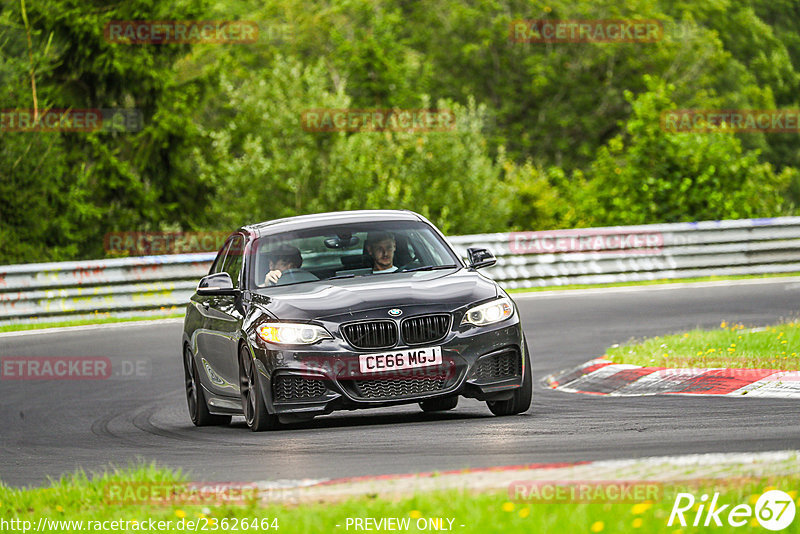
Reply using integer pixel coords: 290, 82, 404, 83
580, 76, 795, 226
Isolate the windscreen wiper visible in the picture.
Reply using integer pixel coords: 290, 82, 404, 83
403, 264, 459, 273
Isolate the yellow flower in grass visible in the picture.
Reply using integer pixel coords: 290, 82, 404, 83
56, 505, 64, 513
502, 502, 515, 512
632, 517, 643, 528
409, 511, 422, 519
175, 510, 186, 519
631, 502, 652, 514
519, 508, 530, 518
590, 521, 604, 532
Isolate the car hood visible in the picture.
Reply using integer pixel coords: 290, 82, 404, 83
251, 269, 499, 321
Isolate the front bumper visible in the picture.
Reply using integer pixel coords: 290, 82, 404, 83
248, 318, 527, 419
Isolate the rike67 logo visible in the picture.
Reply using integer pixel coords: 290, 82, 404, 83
668, 489, 796, 530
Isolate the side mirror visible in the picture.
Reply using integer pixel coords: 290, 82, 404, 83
197, 272, 237, 296
467, 247, 496, 270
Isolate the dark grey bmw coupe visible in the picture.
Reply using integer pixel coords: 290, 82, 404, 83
181, 210, 531, 431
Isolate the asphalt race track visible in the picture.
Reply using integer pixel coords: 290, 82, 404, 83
2, 279, 800, 487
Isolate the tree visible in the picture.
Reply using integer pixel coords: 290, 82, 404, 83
581, 76, 795, 225
0, 0, 217, 262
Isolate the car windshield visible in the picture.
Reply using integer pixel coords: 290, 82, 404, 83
250, 220, 461, 288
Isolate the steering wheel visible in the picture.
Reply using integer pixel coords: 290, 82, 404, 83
397, 258, 423, 272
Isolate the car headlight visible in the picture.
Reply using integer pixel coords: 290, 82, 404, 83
257, 323, 332, 345
461, 297, 514, 326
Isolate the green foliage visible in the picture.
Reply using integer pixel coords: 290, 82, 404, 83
2, 0, 800, 264
0, 0, 216, 261
580, 77, 792, 225
190, 55, 508, 235
661, 0, 800, 178
499, 156, 566, 231
190, 56, 348, 227
321, 97, 509, 235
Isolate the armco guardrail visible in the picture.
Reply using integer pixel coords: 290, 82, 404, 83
2, 217, 800, 324
0, 254, 215, 324
449, 216, 800, 289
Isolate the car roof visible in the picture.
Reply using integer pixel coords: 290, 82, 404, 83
242, 210, 426, 237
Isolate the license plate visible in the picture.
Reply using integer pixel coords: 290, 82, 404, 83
358, 346, 442, 374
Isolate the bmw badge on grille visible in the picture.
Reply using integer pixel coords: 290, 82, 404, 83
388, 308, 403, 317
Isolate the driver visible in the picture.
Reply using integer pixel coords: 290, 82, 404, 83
264, 244, 317, 285
366, 231, 398, 273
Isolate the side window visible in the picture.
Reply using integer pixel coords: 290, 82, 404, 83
222, 235, 245, 288
209, 241, 232, 275
409, 230, 443, 265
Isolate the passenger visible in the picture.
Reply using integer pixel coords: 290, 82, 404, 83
264, 245, 317, 285
365, 232, 398, 273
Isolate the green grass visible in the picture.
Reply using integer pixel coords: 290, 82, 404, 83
507, 271, 800, 293
2, 465, 799, 533
0, 313, 185, 333
605, 320, 800, 371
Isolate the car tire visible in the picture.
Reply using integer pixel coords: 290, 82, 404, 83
183, 345, 231, 427
239, 345, 279, 432
486, 342, 532, 416
419, 396, 459, 412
